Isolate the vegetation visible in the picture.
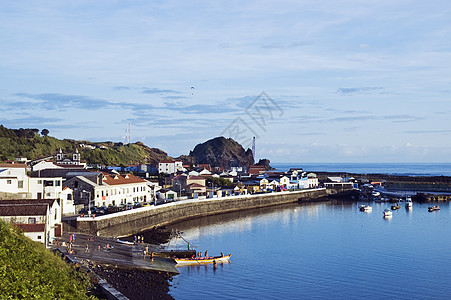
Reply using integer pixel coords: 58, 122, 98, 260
0, 125, 171, 166
0, 220, 94, 299
206, 176, 236, 187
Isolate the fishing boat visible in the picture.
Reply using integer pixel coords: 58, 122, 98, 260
428, 205, 440, 212
175, 254, 231, 266
359, 205, 372, 212
383, 209, 392, 217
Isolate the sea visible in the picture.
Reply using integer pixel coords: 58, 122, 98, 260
272, 162, 451, 177
166, 163, 451, 299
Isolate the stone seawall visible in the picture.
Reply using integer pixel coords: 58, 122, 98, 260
64, 188, 334, 237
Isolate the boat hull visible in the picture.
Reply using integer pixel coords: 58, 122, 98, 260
175, 254, 231, 266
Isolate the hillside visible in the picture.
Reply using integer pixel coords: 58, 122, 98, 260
179, 136, 254, 169
0, 220, 93, 299
0, 125, 172, 166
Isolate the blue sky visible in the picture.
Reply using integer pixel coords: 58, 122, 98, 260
1, 1, 451, 163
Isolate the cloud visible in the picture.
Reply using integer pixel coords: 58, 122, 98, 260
336, 87, 384, 94
141, 88, 181, 94
405, 130, 451, 134
113, 86, 130, 91
329, 114, 422, 123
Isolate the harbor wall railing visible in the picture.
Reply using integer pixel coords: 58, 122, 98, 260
63, 187, 346, 237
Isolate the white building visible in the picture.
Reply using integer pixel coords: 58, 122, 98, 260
158, 160, 184, 174
0, 163, 63, 200
0, 199, 62, 246
64, 172, 154, 208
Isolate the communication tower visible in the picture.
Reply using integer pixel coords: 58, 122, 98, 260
252, 136, 256, 161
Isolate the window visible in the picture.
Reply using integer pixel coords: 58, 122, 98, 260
28, 217, 36, 224
112, 200, 116, 205
67, 194, 72, 200
37, 235, 42, 240
6, 180, 11, 184
38, 180, 42, 184
55, 209, 57, 220
55, 180, 61, 186
18, 180, 23, 188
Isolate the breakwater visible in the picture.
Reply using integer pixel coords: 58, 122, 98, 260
64, 188, 341, 237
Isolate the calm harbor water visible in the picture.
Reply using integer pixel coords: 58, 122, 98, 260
167, 200, 451, 299
273, 162, 451, 177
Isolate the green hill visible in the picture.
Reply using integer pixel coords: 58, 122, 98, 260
0, 125, 172, 166
0, 220, 93, 299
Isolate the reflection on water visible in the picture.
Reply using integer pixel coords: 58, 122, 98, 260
168, 200, 451, 300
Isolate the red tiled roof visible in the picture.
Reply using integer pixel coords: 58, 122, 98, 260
0, 163, 27, 168
0, 203, 48, 216
188, 176, 205, 180
15, 223, 46, 233
188, 183, 206, 188
159, 160, 175, 164
102, 173, 146, 185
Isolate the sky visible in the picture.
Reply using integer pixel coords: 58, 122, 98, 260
1, 1, 451, 163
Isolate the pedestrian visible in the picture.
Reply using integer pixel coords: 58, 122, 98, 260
150, 252, 154, 262
85, 244, 89, 252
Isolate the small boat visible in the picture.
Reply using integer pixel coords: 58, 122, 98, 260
391, 204, 401, 210
405, 198, 412, 208
175, 254, 231, 266
359, 205, 372, 211
383, 209, 392, 217
116, 239, 134, 245
428, 205, 440, 212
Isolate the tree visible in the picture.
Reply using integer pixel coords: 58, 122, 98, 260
41, 129, 49, 136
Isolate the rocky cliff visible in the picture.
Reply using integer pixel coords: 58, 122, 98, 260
180, 137, 254, 169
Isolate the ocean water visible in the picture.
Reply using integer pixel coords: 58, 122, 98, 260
272, 162, 451, 177
167, 201, 451, 299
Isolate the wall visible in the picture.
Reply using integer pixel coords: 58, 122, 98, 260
64, 188, 341, 237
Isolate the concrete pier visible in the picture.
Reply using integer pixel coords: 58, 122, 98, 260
63, 188, 345, 237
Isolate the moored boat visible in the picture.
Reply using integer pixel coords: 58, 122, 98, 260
359, 205, 372, 212
405, 198, 412, 208
175, 254, 231, 266
391, 204, 401, 210
428, 205, 440, 212
383, 209, 392, 217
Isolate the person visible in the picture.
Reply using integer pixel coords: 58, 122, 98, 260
187, 243, 191, 251
221, 252, 224, 257
85, 244, 89, 252
150, 252, 154, 262
204, 250, 208, 258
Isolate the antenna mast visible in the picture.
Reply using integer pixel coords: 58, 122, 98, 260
125, 122, 131, 144
252, 136, 256, 162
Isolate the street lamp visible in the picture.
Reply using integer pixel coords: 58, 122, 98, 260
175, 182, 181, 199
83, 190, 91, 216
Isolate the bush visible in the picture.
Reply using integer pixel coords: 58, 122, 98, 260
0, 220, 94, 299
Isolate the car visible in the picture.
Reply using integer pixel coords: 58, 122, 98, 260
133, 202, 142, 209
142, 202, 150, 207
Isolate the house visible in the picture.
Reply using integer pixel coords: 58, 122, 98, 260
0, 163, 63, 200
158, 160, 184, 174
64, 172, 152, 208
0, 199, 62, 246
307, 173, 319, 188
199, 168, 211, 176
157, 189, 178, 200
249, 165, 266, 175
60, 187, 76, 215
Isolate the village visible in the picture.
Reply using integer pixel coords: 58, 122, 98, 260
0, 149, 328, 246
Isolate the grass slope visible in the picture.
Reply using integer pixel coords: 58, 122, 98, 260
0, 220, 93, 299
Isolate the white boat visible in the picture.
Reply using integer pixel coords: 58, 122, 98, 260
405, 198, 412, 208
383, 209, 392, 217
359, 205, 372, 212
